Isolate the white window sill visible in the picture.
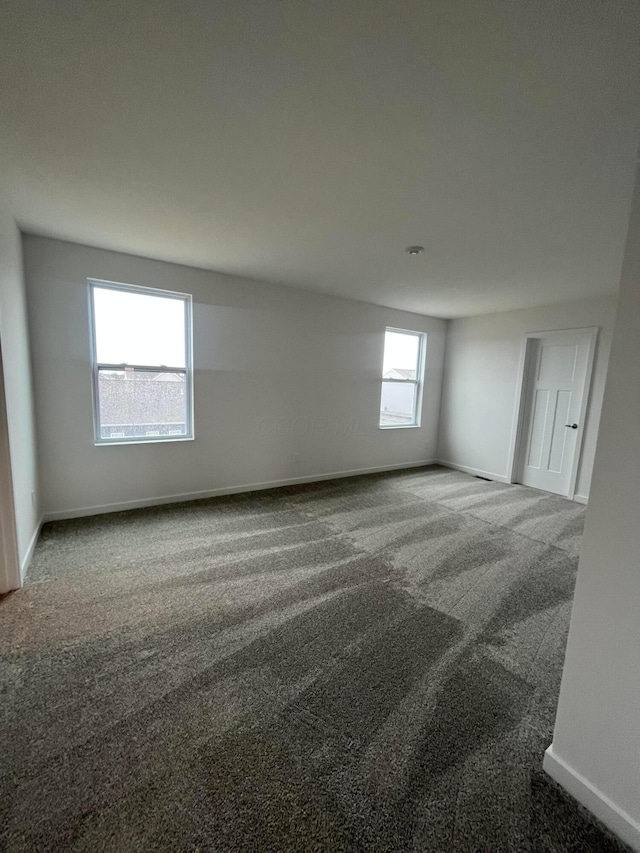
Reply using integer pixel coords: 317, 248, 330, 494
378, 423, 421, 430
94, 435, 195, 447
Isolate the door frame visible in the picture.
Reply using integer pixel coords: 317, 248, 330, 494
0, 342, 20, 593
506, 327, 599, 500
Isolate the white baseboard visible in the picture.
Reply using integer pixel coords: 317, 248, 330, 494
436, 461, 590, 502
20, 516, 43, 583
544, 745, 640, 852
434, 460, 510, 484
42, 459, 438, 522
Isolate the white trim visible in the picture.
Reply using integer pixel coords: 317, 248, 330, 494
573, 494, 589, 505
0, 344, 21, 593
544, 745, 640, 852
88, 279, 194, 445
379, 327, 427, 429
42, 459, 437, 522
506, 334, 531, 484
435, 460, 509, 483
379, 423, 421, 430
506, 327, 599, 499
20, 516, 43, 583
94, 435, 195, 448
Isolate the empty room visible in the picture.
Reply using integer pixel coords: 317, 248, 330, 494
1, 2, 639, 851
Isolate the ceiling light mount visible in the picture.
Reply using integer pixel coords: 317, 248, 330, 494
405, 245, 424, 256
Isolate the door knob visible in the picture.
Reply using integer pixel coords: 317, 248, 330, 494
565, 423, 578, 429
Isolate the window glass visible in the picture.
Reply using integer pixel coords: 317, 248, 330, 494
93, 286, 186, 367
90, 281, 192, 443
97, 369, 188, 440
382, 330, 420, 380
380, 381, 417, 426
379, 328, 425, 427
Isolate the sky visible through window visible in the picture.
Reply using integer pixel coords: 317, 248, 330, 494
383, 330, 420, 377
380, 330, 422, 426
93, 286, 186, 367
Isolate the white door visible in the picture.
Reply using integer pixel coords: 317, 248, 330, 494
517, 329, 595, 496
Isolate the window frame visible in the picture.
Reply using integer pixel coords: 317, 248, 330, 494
88, 278, 194, 446
379, 327, 426, 430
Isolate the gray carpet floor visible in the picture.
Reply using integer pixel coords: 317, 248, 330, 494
0, 465, 628, 852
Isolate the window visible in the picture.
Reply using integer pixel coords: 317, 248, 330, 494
89, 280, 193, 444
379, 328, 425, 428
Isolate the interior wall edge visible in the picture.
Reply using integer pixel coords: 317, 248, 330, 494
20, 516, 43, 582
543, 746, 640, 852
0, 209, 40, 586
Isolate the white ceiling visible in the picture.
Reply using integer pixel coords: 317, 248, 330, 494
1, 0, 639, 318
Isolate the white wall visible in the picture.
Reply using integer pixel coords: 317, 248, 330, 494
0, 205, 40, 585
544, 161, 640, 851
23, 236, 446, 518
437, 295, 618, 499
